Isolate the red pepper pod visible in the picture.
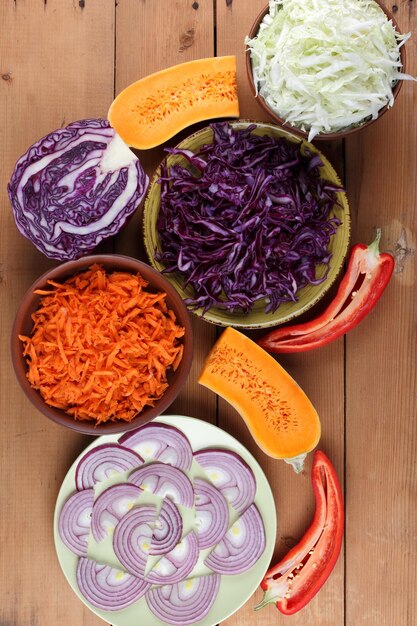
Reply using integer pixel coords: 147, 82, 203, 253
255, 450, 344, 615
258, 229, 395, 353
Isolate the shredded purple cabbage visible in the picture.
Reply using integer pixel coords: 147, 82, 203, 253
156, 122, 344, 314
8, 119, 148, 260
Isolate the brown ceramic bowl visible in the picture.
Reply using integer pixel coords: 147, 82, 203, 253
11, 255, 193, 435
246, 0, 406, 141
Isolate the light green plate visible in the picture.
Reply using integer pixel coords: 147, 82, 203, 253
143, 120, 350, 329
54, 415, 277, 626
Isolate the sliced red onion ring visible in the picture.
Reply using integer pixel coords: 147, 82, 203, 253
113, 505, 157, 578
128, 462, 194, 508
145, 531, 199, 585
91, 484, 142, 542
150, 498, 183, 556
145, 573, 221, 625
76, 557, 150, 611
75, 444, 144, 491
119, 424, 193, 471
193, 449, 256, 514
58, 488, 94, 556
204, 504, 265, 574
194, 478, 229, 549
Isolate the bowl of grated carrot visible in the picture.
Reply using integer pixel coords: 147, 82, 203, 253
11, 255, 193, 435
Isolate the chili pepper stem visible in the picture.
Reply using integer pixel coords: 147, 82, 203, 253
360, 228, 382, 273
369, 228, 382, 255
254, 588, 282, 611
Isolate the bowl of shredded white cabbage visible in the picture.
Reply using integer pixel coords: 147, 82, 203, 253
246, 0, 415, 142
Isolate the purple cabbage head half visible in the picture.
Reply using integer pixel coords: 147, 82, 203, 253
8, 119, 148, 260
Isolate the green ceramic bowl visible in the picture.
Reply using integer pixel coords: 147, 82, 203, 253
143, 121, 350, 329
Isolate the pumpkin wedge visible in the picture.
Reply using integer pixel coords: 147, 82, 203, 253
108, 56, 239, 150
198, 328, 321, 471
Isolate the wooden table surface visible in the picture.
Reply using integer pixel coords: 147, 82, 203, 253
1, 1, 416, 625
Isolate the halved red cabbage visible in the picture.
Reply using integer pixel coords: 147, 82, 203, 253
76, 557, 150, 611
8, 119, 148, 261
204, 504, 265, 574
75, 444, 143, 491
193, 448, 256, 514
145, 573, 221, 625
128, 462, 194, 508
119, 423, 193, 471
112, 504, 157, 578
145, 531, 199, 585
58, 488, 94, 556
91, 483, 142, 542
194, 478, 229, 549
150, 498, 183, 556
156, 122, 343, 314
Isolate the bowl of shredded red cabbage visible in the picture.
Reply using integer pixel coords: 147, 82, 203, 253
143, 121, 350, 329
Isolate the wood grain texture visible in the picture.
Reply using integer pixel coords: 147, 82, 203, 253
344, 1, 417, 624
0, 3, 115, 626
216, 2, 345, 625
113, 0, 214, 255
113, 0, 218, 425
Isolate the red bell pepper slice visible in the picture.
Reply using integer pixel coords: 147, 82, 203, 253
255, 450, 344, 615
258, 229, 394, 353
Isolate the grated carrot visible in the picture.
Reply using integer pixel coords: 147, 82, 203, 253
19, 264, 185, 425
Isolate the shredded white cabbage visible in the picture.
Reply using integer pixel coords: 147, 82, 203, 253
246, 0, 416, 141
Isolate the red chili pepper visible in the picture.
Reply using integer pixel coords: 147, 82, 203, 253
255, 450, 344, 615
258, 229, 394, 353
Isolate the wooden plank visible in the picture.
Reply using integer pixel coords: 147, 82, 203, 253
216, 2, 345, 624
0, 2, 114, 625
113, 0, 218, 423
344, 1, 417, 623
113, 0, 215, 255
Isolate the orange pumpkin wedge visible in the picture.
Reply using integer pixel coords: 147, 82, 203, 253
108, 56, 239, 150
198, 327, 321, 472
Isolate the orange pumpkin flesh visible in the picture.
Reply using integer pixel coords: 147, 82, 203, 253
198, 327, 321, 460
108, 56, 239, 150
